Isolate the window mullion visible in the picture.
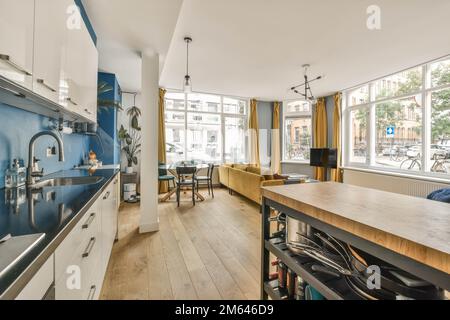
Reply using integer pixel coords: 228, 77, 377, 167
368, 83, 376, 166
221, 96, 225, 164
184, 92, 188, 161
422, 64, 431, 173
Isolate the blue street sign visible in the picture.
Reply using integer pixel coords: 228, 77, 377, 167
386, 126, 395, 138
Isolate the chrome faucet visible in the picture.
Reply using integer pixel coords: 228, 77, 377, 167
27, 131, 65, 185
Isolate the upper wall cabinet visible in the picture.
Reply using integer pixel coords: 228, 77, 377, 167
33, 0, 69, 103
0, 0, 98, 123
0, 0, 35, 90
62, 5, 98, 123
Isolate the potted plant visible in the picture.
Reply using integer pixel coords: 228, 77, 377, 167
118, 104, 141, 173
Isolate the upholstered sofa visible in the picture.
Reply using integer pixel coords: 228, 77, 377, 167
218, 164, 285, 204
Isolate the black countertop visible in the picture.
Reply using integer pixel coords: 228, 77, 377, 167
0, 168, 119, 299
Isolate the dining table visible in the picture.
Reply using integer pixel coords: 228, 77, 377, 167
158, 162, 209, 203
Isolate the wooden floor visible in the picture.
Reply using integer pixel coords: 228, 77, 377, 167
100, 188, 261, 300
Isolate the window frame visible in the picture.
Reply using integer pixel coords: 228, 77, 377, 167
343, 55, 450, 180
164, 89, 249, 164
282, 100, 313, 164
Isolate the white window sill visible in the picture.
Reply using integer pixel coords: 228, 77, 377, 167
342, 166, 450, 184
281, 160, 311, 165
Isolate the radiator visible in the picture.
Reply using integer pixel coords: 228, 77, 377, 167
343, 169, 450, 198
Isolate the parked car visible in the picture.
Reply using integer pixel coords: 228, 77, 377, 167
405, 145, 447, 159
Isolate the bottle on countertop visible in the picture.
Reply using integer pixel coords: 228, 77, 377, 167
4, 159, 26, 188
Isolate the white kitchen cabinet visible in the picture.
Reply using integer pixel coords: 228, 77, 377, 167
54, 175, 118, 300
0, 0, 34, 90
32, 0, 69, 103
63, 7, 98, 123
16, 255, 54, 300
100, 176, 119, 275
55, 198, 101, 300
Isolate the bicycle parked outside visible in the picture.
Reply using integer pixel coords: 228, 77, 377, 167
400, 153, 449, 173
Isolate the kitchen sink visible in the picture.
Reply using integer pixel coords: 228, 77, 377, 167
33, 176, 104, 188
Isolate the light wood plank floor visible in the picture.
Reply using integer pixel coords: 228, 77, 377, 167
100, 188, 261, 300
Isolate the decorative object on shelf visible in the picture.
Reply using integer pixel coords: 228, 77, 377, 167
183, 36, 193, 93
289, 64, 323, 104
118, 96, 141, 173
87, 150, 101, 168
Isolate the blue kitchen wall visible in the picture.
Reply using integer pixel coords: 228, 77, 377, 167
0, 103, 90, 189
90, 72, 121, 165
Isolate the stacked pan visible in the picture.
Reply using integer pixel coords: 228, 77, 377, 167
279, 214, 444, 300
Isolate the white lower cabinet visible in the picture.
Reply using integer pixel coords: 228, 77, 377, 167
16, 255, 54, 300
55, 175, 119, 300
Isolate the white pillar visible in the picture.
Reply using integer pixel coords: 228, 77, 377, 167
139, 51, 159, 233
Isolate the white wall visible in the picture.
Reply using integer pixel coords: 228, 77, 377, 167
119, 92, 142, 182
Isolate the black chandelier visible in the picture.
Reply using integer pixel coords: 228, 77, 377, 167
289, 64, 322, 103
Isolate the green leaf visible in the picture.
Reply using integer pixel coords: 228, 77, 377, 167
133, 156, 138, 165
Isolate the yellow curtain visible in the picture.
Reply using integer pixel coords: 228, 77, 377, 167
313, 97, 328, 181
249, 99, 260, 167
270, 102, 281, 174
331, 93, 343, 182
158, 88, 168, 193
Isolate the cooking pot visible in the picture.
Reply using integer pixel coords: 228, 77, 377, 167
283, 215, 320, 255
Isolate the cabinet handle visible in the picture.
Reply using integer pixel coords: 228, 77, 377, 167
82, 237, 96, 258
103, 191, 110, 200
0, 54, 32, 76
0, 85, 25, 98
84, 108, 92, 115
66, 97, 78, 106
87, 285, 96, 300
82, 212, 96, 229
37, 78, 57, 92
113, 179, 118, 185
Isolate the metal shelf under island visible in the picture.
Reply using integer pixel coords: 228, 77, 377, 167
260, 182, 450, 300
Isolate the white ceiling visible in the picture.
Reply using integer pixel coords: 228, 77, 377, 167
83, 0, 183, 92
84, 0, 450, 99
160, 0, 450, 100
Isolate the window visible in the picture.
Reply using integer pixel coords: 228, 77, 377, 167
344, 56, 450, 178
350, 109, 368, 164
165, 91, 248, 164
224, 117, 247, 163
283, 100, 312, 162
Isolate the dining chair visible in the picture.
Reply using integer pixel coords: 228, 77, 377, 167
176, 166, 197, 207
195, 163, 215, 198
158, 163, 175, 194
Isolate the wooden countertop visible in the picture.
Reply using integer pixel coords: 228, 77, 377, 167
262, 182, 450, 274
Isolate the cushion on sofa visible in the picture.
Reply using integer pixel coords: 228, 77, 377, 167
233, 164, 249, 171
246, 166, 261, 175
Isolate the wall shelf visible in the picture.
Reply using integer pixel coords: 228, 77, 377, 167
0, 75, 93, 124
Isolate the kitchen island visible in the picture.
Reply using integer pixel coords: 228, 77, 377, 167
261, 182, 450, 300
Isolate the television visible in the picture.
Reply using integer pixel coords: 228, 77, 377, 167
310, 148, 328, 167
327, 148, 338, 169
310, 148, 337, 169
